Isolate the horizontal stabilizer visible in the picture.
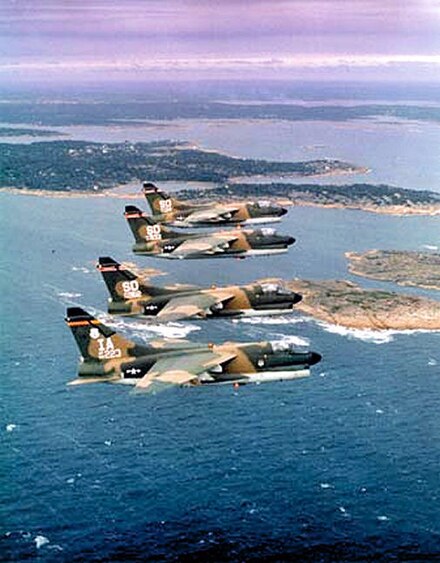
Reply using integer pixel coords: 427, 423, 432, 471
124, 205, 145, 218
97, 256, 121, 270
65, 307, 99, 325
142, 182, 159, 193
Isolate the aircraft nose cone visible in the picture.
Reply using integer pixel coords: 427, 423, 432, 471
285, 236, 295, 246
292, 293, 303, 305
308, 352, 322, 366
278, 207, 288, 217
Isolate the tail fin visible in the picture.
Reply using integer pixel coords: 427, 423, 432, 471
97, 256, 140, 302
97, 256, 172, 302
142, 182, 176, 216
65, 307, 153, 363
124, 205, 180, 243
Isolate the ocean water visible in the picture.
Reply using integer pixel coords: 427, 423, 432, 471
1, 190, 440, 561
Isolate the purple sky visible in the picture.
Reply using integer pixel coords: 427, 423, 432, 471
1, 0, 440, 82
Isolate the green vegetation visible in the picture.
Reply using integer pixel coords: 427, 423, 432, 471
0, 140, 359, 191
2, 139, 439, 213
178, 182, 440, 208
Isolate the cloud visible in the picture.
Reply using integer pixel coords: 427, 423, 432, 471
1, 0, 439, 81
1, 53, 439, 72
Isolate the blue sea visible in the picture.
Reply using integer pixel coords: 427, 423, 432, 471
1, 100, 440, 561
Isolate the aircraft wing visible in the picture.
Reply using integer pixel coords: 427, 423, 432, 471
170, 234, 238, 258
185, 206, 240, 224
156, 292, 234, 322
133, 349, 237, 393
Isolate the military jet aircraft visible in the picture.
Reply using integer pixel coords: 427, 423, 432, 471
143, 182, 287, 227
97, 256, 302, 322
65, 307, 321, 393
124, 205, 295, 260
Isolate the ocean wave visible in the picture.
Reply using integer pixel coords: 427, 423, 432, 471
71, 266, 92, 274
34, 535, 50, 549
87, 307, 200, 340
57, 292, 82, 298
316, 320, 440, 344
317, 323, 395, 344
232, 313, 409, 346
271, 333, 310, 347
233, 315, 305, 326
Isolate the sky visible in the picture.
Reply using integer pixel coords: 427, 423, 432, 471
1, 0, 440, 84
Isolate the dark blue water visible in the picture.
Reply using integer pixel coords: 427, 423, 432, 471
1, 192, 440, 560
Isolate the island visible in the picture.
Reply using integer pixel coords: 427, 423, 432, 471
284, 279, 440, 330
346, 250, 440, 291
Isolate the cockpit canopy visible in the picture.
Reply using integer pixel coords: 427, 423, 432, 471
271, 340, 295, 353
256, 200, 272, 208
260, 227, 276, 236
260, 282, 293, 296
270, 340, 309, 354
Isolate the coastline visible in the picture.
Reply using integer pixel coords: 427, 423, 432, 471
346, 250, 440, 291
286, 279, 440, 331
228, 166, 371, 183
2, 186, 440, 216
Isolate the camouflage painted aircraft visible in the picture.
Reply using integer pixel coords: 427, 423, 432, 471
65, 307, 321, 393
124, 205, 295, 259
97, 256, 303, 322
142, 182, 288, 227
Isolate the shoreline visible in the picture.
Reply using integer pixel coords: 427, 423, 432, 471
286, 279, 440, 331
228, 166, 371, 183
2, 186, 440, 216
346, 250, 440, 291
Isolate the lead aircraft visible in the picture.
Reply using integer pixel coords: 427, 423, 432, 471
124, 205, 295, 260
97, 256, 302, 322
143, 182, 288, 228
65, 307, 321, 393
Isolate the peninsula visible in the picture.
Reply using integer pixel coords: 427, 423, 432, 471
177, 182, 440, 216
346, 250, 440, 291
2, 139, 440, 216
0, 140, 362, 191
285, 279, 440, 330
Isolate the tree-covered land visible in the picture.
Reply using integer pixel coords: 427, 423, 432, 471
0, 140, 361, 190
178, 182, 440, 208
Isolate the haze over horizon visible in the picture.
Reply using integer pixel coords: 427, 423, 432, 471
1, 0, 440, 85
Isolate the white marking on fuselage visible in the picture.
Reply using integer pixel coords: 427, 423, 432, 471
245, 248, 288, 256
238, 308, 294, 317
212, 369, 311, 385
243, 217, 282, 225
111, 369, 310, 387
